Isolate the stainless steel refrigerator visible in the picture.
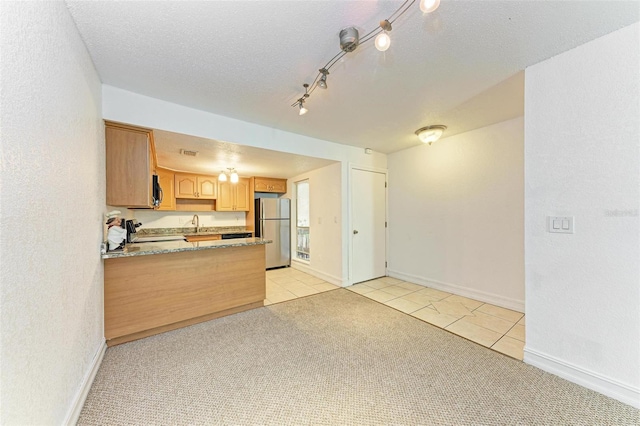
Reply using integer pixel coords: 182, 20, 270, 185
255, 198, 291, 269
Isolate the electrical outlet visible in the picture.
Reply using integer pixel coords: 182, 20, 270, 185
548, 216, 574, 234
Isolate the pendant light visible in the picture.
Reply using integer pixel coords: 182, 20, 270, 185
218, 171, 227, 182
230, 169, 239, 183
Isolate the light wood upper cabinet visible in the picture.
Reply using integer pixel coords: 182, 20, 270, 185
216, 178, 250, 211
235, 179, 251, 211
254, 177, 287, 194
198, 176, 217, 199
175, 174, 197, 198
175, 173, 217, 199
105, 122, 156, 208
156, 168, 175, 211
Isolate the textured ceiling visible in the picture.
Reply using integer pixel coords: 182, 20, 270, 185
153, 129, 336, 178
67, 1, 638, 155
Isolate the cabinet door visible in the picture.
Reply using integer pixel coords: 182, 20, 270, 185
254, 178, 271, 192
234, 178, 251, 211
175, 174, 198, 198
254, 177, 287, 193
105, 125, 153, 208
157, 169, 175, 210
198, 176, 217, 199
269, 179, 287, 193
216, 181, 235, 211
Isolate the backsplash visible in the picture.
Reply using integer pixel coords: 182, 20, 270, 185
136, 226, 250, 236
109, 207, 246, 230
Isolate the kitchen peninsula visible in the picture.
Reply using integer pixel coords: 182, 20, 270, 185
102, 237, 271, 346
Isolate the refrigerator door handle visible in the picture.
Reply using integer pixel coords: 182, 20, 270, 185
260, 220, 264, 240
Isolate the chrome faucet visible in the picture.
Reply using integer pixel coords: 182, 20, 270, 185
191, 214, 200, 233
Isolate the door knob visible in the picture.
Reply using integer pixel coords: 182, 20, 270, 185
353, 230, 359, 234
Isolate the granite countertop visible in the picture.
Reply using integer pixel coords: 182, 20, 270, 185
102, 238, 271, 259
136, 226, 252, 238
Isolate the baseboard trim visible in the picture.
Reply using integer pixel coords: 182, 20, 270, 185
386, 269, 524, 313
64, 341, 107, 425
524, 347, 640, 409
291, 262, 344, 287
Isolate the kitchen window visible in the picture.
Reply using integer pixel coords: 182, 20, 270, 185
296, 180, 310, 261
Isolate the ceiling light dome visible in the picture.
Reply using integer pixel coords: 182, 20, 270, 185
415, 125, 447, 145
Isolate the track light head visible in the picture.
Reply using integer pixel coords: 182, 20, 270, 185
298, 100, 308, 115
375, 32, 391, 51
420, 0, 441, 13
318, 68, 329, 89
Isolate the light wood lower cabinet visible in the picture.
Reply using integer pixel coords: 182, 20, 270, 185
104, 245, 265, 346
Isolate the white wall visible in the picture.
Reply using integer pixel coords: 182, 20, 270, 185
387, 117, 525, 311
287, 162, 343, 285
0, 2, 105, 424
524, 22, 639, 407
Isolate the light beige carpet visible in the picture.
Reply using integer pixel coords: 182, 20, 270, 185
79, 289, 638, 425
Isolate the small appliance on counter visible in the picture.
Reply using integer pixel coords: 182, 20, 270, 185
125, 219, 142, 243
104, 210, 126, 251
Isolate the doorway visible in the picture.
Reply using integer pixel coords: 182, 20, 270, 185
350, 167, 387, 284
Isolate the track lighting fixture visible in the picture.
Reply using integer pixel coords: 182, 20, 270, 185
292, 0, 441, 114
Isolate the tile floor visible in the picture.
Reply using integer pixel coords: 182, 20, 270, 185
265, 269, 525, 360
265, 268, 341, 305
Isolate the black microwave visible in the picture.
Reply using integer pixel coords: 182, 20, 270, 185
152, 175, 163, 208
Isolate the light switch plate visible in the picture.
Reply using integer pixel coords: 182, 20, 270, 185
548, 216, 574, 234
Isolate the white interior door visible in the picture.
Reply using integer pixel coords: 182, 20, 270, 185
351, 168, 386, 284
